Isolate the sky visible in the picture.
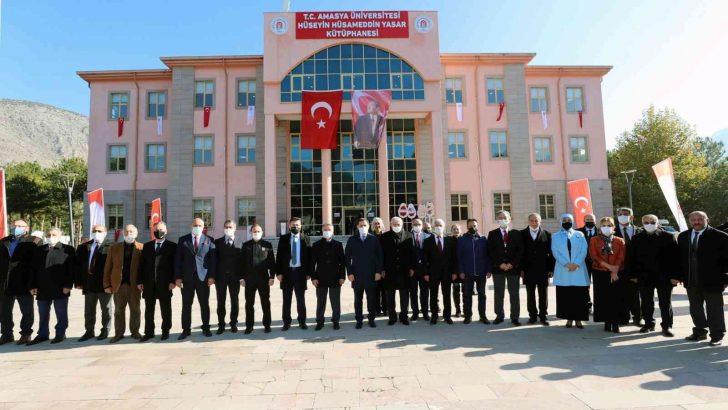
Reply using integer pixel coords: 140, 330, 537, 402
1, 0, 727, 148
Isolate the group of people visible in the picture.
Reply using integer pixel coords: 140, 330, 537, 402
1, 207, 726, 347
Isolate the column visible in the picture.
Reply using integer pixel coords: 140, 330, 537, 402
167, 67, 195, 237
377, 136, 390, 223
263, 114, 277, 235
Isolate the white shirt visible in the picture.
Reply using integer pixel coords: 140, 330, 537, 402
620, 224, 634, 239
691, 227, 706, 245
529, 229, 539, 240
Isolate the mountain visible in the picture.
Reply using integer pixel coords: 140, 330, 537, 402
0, 99, 88, 167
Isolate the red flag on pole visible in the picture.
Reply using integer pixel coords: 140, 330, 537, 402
149, 198, 162, 239
567, 178, 594, 229
87, 188, 105, 236
203, 106, 211, 127
578, 110, 583, 128
496, 102, 505, 121
117, 117, 124, 138
0, 169, 7, 238
301, 90, 343, 149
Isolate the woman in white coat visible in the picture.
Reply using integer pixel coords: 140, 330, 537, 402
551, 213, 590, 328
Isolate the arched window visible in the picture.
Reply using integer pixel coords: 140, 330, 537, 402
280, 43, 425, 103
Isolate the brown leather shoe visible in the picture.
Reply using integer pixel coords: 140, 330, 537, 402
109, 335, 124, 343
131, 333, 142, 340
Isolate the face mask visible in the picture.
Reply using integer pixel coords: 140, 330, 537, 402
617, 215, 631, 225
529, 226, 540, 232
391, 226, 402, 234
251, 232, 263, 241
497, 219, 509, 229
423, 228, 431, 234
562, 222, 573, 231
123, 235, 136, 244
600, 226, 614, 236
224, 228, 235, 238
93, 232, 107, 243
468, 227, 477, 234
358, 227, 369, 236
154, 230, 166, 240
412, 225, 422, 233
48, 236, 60, 246
584, 222, 595, 229
289, 227, 299, 235
322, 230, 333, 239
433, 226, 444, 236
643, 223, 657, 233
191, 226, 203, 236
13, 227, 26, 237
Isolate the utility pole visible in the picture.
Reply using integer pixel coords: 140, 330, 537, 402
621, 170, 636, 211
61, 173, 78, 246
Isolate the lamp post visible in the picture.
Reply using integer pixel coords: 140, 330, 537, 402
621, 170, 636, 211
61, 173, 78, 246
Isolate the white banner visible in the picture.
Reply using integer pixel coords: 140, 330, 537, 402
156, 116, 163, 136
88, 188, 105, 236
652, 158, 688, 232
247, 106, 255, 125
455, 102, 463, 122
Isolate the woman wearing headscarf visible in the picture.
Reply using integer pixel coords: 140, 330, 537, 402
589, 216, 627, 333
551, 213, 590, 328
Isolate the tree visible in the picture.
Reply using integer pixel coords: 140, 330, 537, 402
694, 137, 728, 223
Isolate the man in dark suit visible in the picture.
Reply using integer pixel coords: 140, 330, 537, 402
450, 224, 464, 317
628, 215, 679, 337
488, 210, 524, 326
676, 211, 728, 346
0, 219, 42, 345
409, 218, 430, 321
345, 218, 384, 329
423, 218, 458, 325
520, 213, 555, 326
103, 224, 144, 343
353, 100, 384, 149
175, 218, 216, 340
240, 224, 275, 334
137, 222, 177, 341
276, 217, 312, 330
615, 207, 641, 326
75, 224, 112, 341
28, 227, 76, 345
214, 220, 244, 334
577, 213, 597, 313
380, 217, 416, 326
371, 217, 387, 317
310, 223, 346, 331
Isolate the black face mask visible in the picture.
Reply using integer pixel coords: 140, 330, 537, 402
290, 227, 299, 234
154, 230, 167, 240
584, 222, 595, 229
562, 222, 573, 231
468, 227, 477, 234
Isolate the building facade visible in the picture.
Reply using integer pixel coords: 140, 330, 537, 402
79, 11, 612, 239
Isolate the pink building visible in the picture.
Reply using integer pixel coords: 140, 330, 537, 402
78, 11, 612, 239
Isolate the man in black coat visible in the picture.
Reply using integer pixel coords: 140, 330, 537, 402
75, 224, 113, 341
214, 220, 245, 334
310, 223, 346, 330
409, 218, 430, 321
520, 213, 555, 326
380, 217, 416, 326
615, 207, 641, 326
345, 218, 384, 328
276, 217, 312, 330
628, 215, 679, 337
423, 218, 458, 325
488, 210, 524, 326
28, 227, 75, 345
240, 224, 276, 334
137, 222, 177, 341
676, 211, 728, 346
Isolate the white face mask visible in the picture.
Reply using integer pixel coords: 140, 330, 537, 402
48, 236, 60, 246
251, 232, 263, 241
617, 215, 631, 225
412, 225, 422, 233
224, 228, 235, 238
498, 219, 509, 229
322, 230, 333, 239
391, 226, 402, 234
191, 226, 203, 236
529, 226, 540, 232
93, 232, 106, 243
600, 226, 614, 236
643, 223, 658, 233
123, 235, 136, 244
433, 226, 444, 236
358, 227, 369, 236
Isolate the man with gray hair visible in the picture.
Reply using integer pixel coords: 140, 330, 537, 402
104, 224, 144, 343
138, 222, 177, 341
380, 216, 416, 325
75, 224, 113, 341
488, 210, 524, 326
423, 218, 458, 325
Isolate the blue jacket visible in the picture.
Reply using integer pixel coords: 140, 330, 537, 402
175, 233, 216, 282
551, 229, 590, 287
457, 232, 491, 277
345, 233, 383, 289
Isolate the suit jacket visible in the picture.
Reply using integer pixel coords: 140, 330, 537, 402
422, 235, 457, 282
240, 239, 275, 284
214, 236, 245, 282
380, 230, 417, 290
677, 226, 728, 289
354, 113, 384, 148
551, 229, 590, 287
75, 240, 111, 294
30, 243, 76, 301
410, 231, 430, 277
487, 228, 524, 274
627, 229, 679, 286
520, 228, 555, 285
138, 240, 177, 299
615, 224, 638, 245
103, 241, 143, 293
577, 226, 598, 273
310, 238, 346, 287
345, 234, 383, 289
175, 234, 216, 282
275, 233, 312, 288
1, 234, 43, 296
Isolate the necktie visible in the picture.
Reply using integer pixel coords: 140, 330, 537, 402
291, 236, 299, 266
193, 236, 199, 252
361, 235, 366, 242
438, 237, 443, 254
227, 239, 232, 247
503, 230, 509, 243
90, 243, 99, 271
415, 235, 420, 248
155, 242, 161, 253
692, 231, 699, 251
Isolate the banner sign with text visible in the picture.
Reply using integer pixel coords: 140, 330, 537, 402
296, 11, 409, 39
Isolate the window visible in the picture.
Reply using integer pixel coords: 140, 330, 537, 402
107, 204, 124, 230
236, 198, 256, 227
237, 80, 256, 107
570, 136, 589, 162
489, 131, 508, 158
109, 92, 129, 119
448, 131, 466, 159
530, 87, 548, 112
145, 202, 165, 230
147, 91, 166, 118
107, 145, 128, 172
533, 136, 552, 163
280, 43, 425, 102
236, 135, 256, 164
566, 87, 584, 112
487, 78, 504, 104
194, 135, 214, 165
145, 144, 166, 172
193, 199, 214, 228
538, 194, 556, 219
493, 192, 512, 218
445, 78, 463, 104
290, 121, 323, 235
451, 194, 469, 221
194, 80, 215, 108
387, 119, 417, 230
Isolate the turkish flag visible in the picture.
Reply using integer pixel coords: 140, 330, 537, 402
496, 102, 505, 121
203, 106, 211, 127
578, 110, 583, 128
87, 188, 105, 237
149, 198, 162, 239
301, 90, 343, 149
567, 178, 594, 228
117, 117, 124, 138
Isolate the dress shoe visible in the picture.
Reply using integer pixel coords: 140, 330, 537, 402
161, 332, 170, 341
203, 329, 213, 337
480, 317, 491, 325
369, 320, 377, 328
50, 335, 66, 344
244, 327, 253, 335
661, 328, 674, 337
110, 335, 124, 343
28, 336, 49, 346
612, 324, 620, 333
401, 318, 410, 325
604, 324, 612, 332
78, 332, 95, 342
131, 333, 142, 340
17, 335, 30, 345
299, 323, 308, 330
685, 333, 708, 342
632, 319, 643, 327
709, 337, 723, 346
315, 323, 324, 331
387, 319, 396, 326
540, 320, 550, 326
217, 326, 225, 335
493, 318, 504, 325
430, 318, 437, 325
333, 322, 340, 330
0, 336, 14, 346
423, 314, 431, 321
97, 330, 109, 340
640, 325, 655, 333
410, 314, 419, 321
141, 334, 155, 342
230, 324, 238, 333
463, 317, 471, 324
177, 331, 191, 340
455, 311, 461, 318
445, 318, 454, 325
575, 322, 584, 329
264, 326, 271, 333
565, 321, 573, 328
355, 322, 363, 329
282, 323, 291, 331
512, 321, 522, 327
528, 318, 538, 325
